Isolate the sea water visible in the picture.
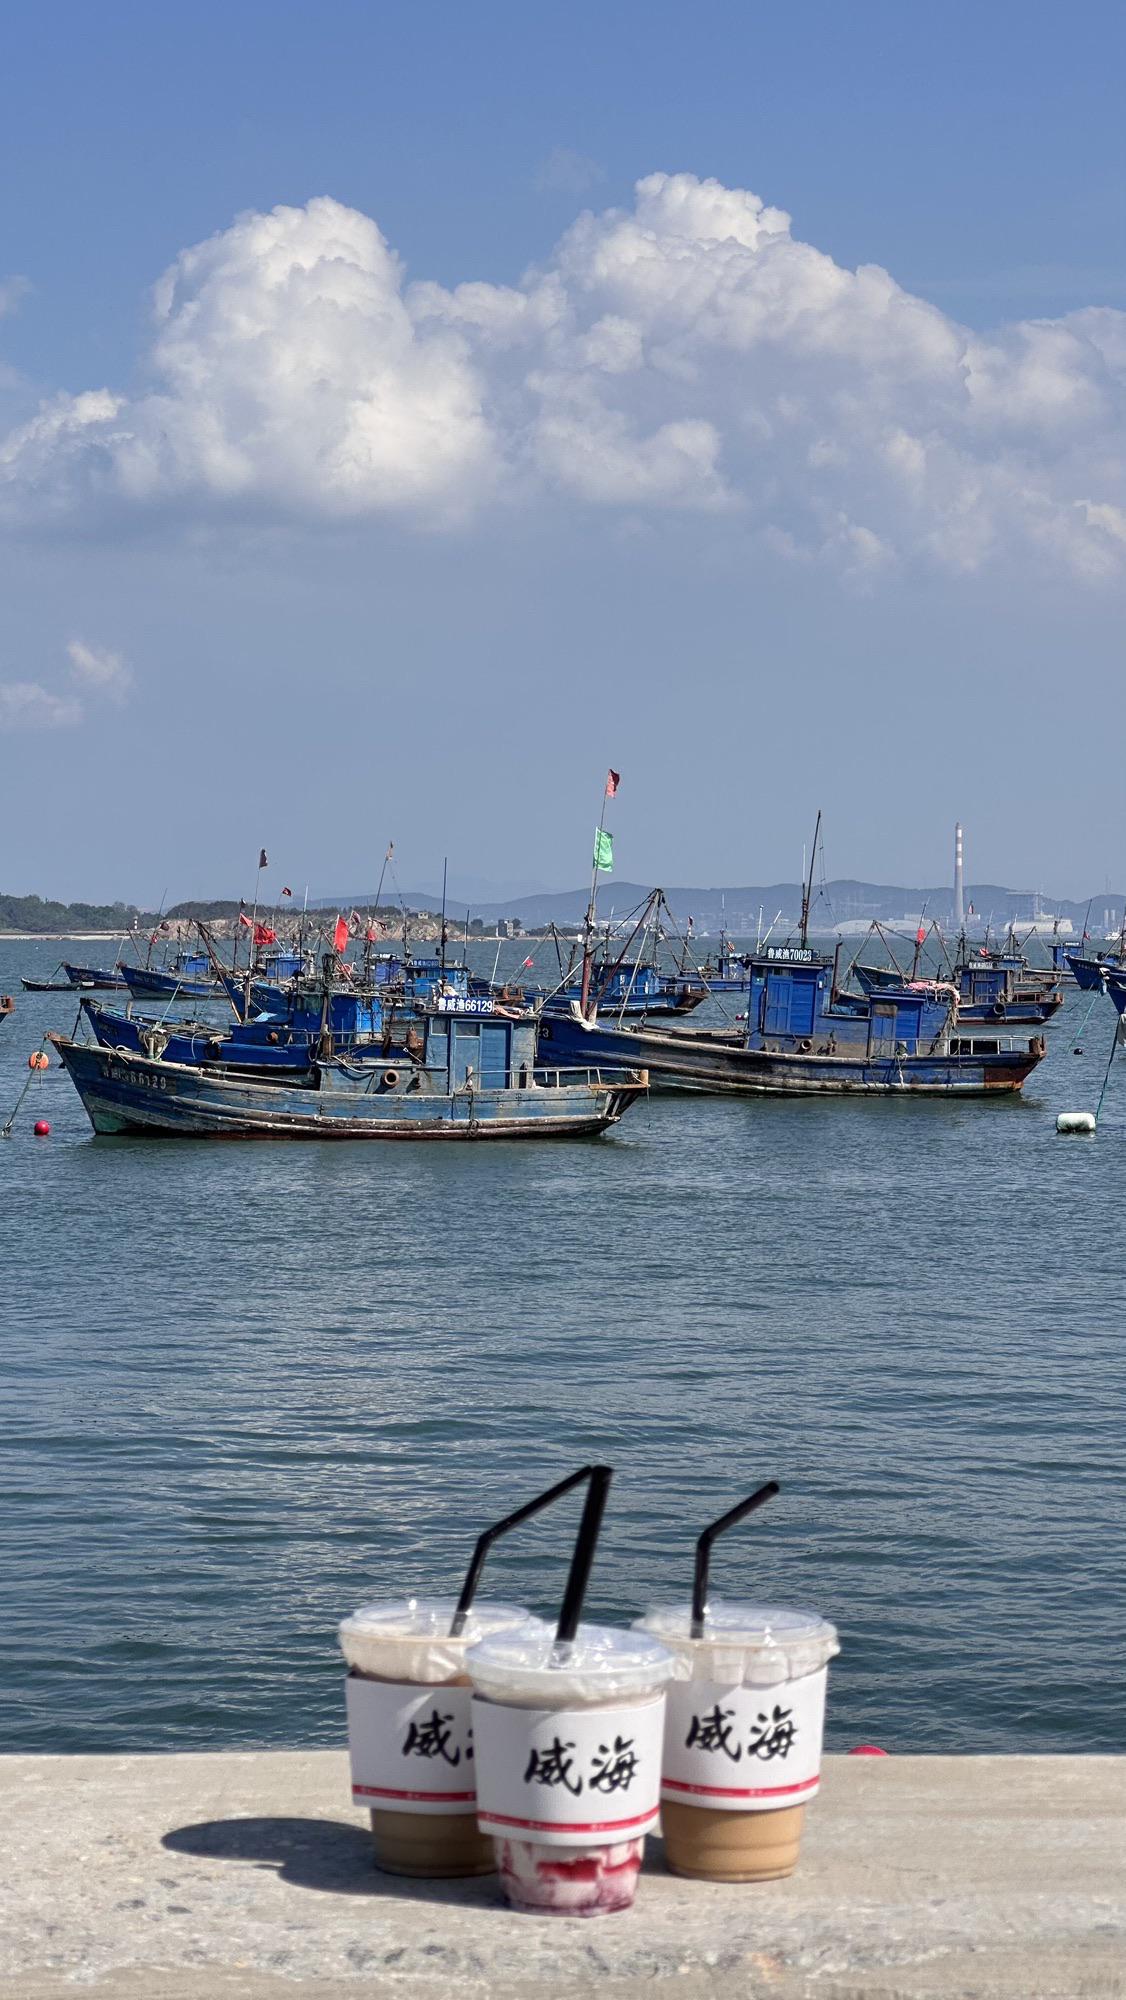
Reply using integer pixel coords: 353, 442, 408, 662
2, 936, 1124, 1754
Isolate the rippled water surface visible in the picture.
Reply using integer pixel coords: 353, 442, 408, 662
3, 935, 1125, 1756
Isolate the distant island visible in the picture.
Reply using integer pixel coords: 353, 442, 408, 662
3, 878, 1124, 940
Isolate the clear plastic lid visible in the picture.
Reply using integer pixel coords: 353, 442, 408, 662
467, 1620, 675, 1706
338, 1597, 533, 1683
634, 1601, 839, 1687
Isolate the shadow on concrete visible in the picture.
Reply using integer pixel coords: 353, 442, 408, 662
161, 1816, 498, 1905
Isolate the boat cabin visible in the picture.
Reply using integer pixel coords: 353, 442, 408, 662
745, 956, 950, 1056
423, 1001, 538, 1088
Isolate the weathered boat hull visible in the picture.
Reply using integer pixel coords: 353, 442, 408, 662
21, 963, 129, 991
51, 1037, 646, 1139
537, 1014, 1045, 1095
856, 961, 1062, 1021
119, 965, 219, 1001
1067, 953, 1126, 993
64, 962, 129, 990
81, 1004, 394, 1074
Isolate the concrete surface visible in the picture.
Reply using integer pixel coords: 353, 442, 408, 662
2, 1752, 1124, 2000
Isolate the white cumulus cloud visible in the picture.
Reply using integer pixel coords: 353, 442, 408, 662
0, 638, 132, 731
1, 174, 1124, 580
0, 681, 82, 731
66, 638, 132, 699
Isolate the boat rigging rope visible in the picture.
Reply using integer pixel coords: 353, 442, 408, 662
1069, 986, 1104, 1051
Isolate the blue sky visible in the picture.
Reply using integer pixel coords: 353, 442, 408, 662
1, 0, 1123, 905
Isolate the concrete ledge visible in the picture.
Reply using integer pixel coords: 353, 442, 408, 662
3, 1752, 1125, 1999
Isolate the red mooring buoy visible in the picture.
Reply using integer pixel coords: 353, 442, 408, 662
848, 1744, 889, 1756
33, 1120, 50, 1137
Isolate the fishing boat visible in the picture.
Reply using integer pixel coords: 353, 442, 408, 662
0, 994, 14, 1026
854, 958, 1063, 1025
540, 813, 1045, 1095
539, 950, 1046, 1095
21, 961, 128, 993
119, 950, 223, 1001
699, 942, 754, 994
50, 999, 647, 1139
1065, 943, 1126, 992
541, 957, 706, 1018
79, 987, 392, 1075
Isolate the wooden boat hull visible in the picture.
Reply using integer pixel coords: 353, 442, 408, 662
22, 964, 128, 992
62, 962, 129, 990
81, 1003, 395, 1073
1067, 954, 1125, 993
119, 966, 219, 1001
537, 1014, 1045, 1095
51, 1037, 647, 1139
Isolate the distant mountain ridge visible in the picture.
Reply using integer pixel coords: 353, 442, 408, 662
315, 878, 1125, 929
4, 878, 1123, 937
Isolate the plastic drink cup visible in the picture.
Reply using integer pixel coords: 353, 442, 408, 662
339, 1597, 534, 1878
634, 1602, 839, 1883
467, 1622, 674, 1915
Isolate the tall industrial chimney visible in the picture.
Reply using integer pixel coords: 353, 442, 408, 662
953, 822, 965, 931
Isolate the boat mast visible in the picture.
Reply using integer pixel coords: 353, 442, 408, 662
439, 856, 448, 984
243, 848, 267, 1018
799, 810, 821, 951
580, 771, 617, 1018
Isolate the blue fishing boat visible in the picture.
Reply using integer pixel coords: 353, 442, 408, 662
80, 986, 390, 1074
233, 952, 468, 1019
699, 945, 754, 994
540, 958, 705, 1019
1065, 947, 1126, 992
854, 959, 1063, 1025
120, 950, 221, 1001
22, 961, 128, 992
50, 1002, 646, 1140
539, 941, 1046, 1095
63, 961, 129, 990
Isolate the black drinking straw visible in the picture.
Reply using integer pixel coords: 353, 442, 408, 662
554, 1464, 614, 1648
449, 1465, 598, 1637
690, 1480, 780, 1638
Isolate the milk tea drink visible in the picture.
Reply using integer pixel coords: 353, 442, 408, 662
635, 1603, 839, 1882
339, 1598, 533, 1877
467, 1623, 674, 1915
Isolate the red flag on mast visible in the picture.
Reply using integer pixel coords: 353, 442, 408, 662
332, 916, 349, 955
605, 769, 620, 797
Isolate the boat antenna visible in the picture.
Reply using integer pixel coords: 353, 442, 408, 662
799, 810, 821, 950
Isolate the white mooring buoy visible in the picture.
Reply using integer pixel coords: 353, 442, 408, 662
1057, 1111, 1097, 1135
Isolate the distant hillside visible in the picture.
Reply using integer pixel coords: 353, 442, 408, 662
0, 891, 412, 935
315, 878, 1126, 930
0, 891, 149, 935
5, 878, 1124, 936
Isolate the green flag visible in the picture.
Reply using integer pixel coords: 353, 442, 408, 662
593, 827, 614, 873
